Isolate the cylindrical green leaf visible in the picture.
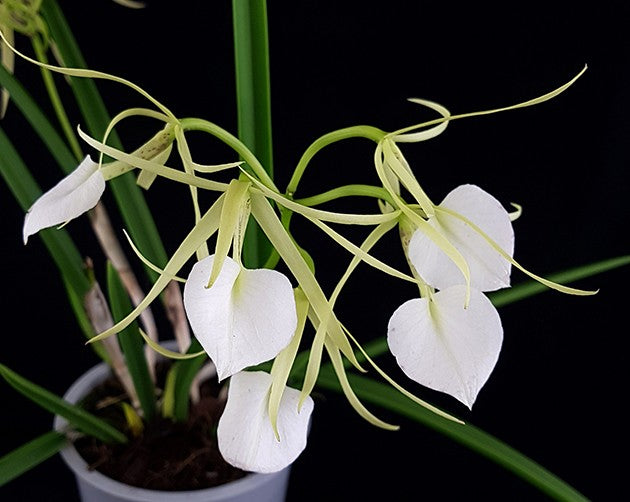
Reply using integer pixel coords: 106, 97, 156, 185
106, 262, 156, 422
232, 0, 273, 268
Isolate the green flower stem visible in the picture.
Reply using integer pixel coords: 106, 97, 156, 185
286, 125, 386, 197
180, 117, 277, 192
294, 184, 394, 207
30, 35, 82, 162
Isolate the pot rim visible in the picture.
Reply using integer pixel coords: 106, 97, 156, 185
53, 356, 286, 502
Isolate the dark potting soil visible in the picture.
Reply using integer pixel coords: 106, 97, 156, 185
73, 361, 247, 491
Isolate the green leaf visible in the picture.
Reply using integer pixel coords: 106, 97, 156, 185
40, 0, 169, 279
106, 262, 156, 421
171, 338, 208, 422
317, 369, 588, 502
232, 0, 273, 268
0, 431, 67, 487
0, 364, 127, 444
0, 64, 77, 172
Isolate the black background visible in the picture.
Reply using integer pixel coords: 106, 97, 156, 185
1, 1, 629, 500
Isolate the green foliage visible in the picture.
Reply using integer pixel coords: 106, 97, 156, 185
106, 262, 156, 421
0, 364, 127, 444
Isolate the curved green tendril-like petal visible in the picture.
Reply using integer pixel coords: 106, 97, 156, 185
509, 203, 523, 222
435, 206, 597, 296
392, 98, 451, 143
0, 28, 176, 119
121, 230, 185, 283
342, 326, 464, 424
382, 139, 435, 217
324, 338, 398, 431
389, 66, 587, 138
79, 127, 228, 192
268, 288, 309, 440
305, 215, 417, 284
297, 222, 400, 407
250, 192, 363, 371
138, 328, 205, 360
374, 142, 472, 306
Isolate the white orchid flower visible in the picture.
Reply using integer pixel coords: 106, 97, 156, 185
183, 254, 297, 381
408, 184, 515, 292
375, 139, 511, 408
217, 370, 313, 473
387, 284, 502, 409
23, 155, 105, 244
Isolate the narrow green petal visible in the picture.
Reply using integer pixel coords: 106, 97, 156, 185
343, 326, 464, 423
305, 214, 416, 283
209, 179, 251, 286
298, 220, 403, 406
392, 98, 451, 143
509, 203, 523, 221
174, 127, 204, 241
0, 29, 175, 118
121, 230, 185, 282
374, 143, 471, 305
136, 144, 172, 190
299, 310, 329, 408
382, 139, 434, 217
138, 328, 205, 360
436, 206, 597, 296
269, 288, 309, 439
324, 339, 398, 431
100, 106, 174, 191
250, 192, 362, 370
79, 127, 227, 192
390, 67, 588, 138
192, 160, 244, 173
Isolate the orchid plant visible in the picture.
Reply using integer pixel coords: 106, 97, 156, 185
0, 1, 626, 499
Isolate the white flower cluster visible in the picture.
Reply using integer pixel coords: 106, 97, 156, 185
22, 73, 591, 472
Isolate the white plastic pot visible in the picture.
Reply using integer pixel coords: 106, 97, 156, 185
53, 360, 292, 502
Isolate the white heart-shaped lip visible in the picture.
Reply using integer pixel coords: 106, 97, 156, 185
218, 370, 313, 473
23, 155, 105, 244
408, 184, 514, 292
183, 255, 297, 381
387, 285, 503, 409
